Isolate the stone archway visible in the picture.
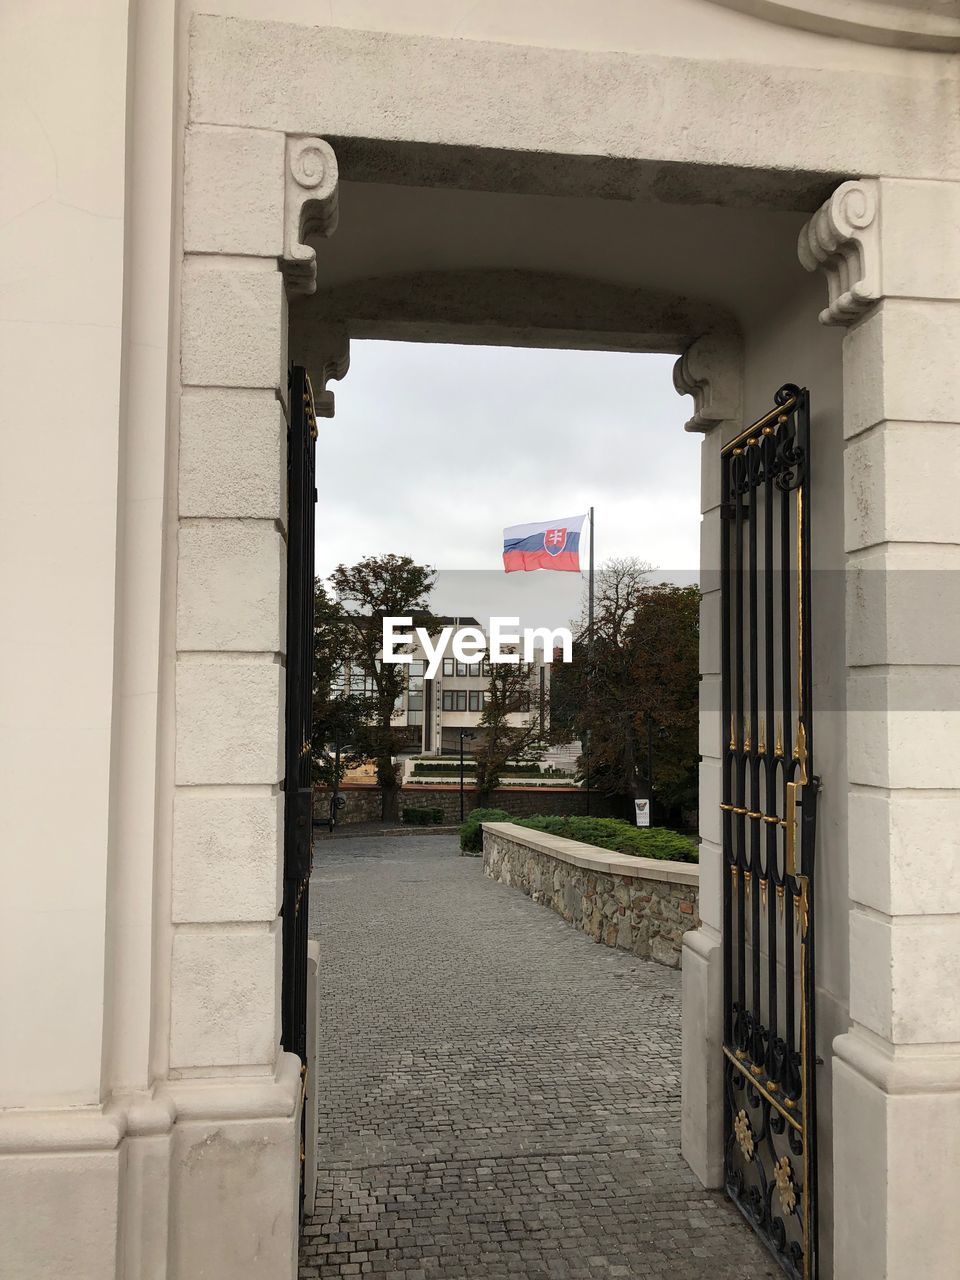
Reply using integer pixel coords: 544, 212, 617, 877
174, 114, 748, 1278
159, 17, 960, 1280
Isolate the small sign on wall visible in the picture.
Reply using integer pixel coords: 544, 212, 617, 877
634, 798, 650, 828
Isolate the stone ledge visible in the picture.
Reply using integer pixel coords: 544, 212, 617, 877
481, 821, 699, 886
482, 823, 700, 968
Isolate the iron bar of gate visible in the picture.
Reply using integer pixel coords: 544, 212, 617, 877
733, 424, 747, 1060
748, 424, 762, 1070
768, 424, 783, 1085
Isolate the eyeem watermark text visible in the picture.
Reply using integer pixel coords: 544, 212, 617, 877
382, 617, 573, 679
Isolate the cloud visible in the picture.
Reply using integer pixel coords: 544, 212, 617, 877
315, 340, 701, 618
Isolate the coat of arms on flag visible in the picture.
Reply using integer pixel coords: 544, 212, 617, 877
502, 515, 586, 573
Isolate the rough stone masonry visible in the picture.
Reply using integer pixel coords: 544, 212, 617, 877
481, 823, 699, 968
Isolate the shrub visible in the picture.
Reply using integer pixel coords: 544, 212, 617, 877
402, 806, 445, 826
514, 816, 698, 863
457, 811, 697, 862
459, 807, 510, 852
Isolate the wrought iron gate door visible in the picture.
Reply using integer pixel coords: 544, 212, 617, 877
720, 385, 820, 1279
282, 367, 317, 1119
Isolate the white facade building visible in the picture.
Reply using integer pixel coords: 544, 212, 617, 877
330, 618, 552, 754
398, 621, 552, 755
2, 3, 960, 1278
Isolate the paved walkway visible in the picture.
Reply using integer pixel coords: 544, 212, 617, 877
301, 835, 774, 1280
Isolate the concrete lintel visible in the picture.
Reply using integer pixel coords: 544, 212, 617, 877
189, 15, 960, 196
290, 268, 736, 357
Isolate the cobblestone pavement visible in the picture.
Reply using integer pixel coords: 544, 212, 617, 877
301, 835, 775, 1280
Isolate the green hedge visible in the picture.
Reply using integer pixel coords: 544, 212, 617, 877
459, 808, 510, 852
402, 806, 445, 826
460, 812, 698, 862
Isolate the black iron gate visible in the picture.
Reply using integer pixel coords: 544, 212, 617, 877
720, 385, 820, 1279
282, 366, 317, 1195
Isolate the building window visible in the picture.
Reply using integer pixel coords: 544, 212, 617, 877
456, 690, 467, 711
407, 663, 424, 722
442, 658, 454, 677
442, 690, 454, 711
455, 660, 467, 677
468, 690, 482, 712
468, 661, 481, 677
481, 657, 492, 677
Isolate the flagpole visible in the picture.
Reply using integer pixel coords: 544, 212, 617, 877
585, 506, 594, 816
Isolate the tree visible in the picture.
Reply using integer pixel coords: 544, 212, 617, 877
473, 654, 541, 804
548, 557, 654, 749
555, 559, 700, 823
326, 554, 436, 821
311, 579, 372, 790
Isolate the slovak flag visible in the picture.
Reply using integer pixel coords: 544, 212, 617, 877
502, 514, 587, 573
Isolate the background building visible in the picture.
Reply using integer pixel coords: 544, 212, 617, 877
330, 618, 553, 755
407, 620, 552, 755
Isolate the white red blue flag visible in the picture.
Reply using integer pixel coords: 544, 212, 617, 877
502, 514, 586, 573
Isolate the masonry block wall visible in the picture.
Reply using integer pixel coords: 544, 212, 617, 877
315, 784, 620, 825
176, 126, 290, 1078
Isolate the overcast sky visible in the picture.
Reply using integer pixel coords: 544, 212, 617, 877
315, 341, 701, 630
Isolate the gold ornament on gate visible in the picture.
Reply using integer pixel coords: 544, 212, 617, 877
773, 1155, 797, 1215
733, 1109, 755, 1161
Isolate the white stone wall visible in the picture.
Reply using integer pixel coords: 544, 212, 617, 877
800, 178, 960, 1280
0, 3, 132, 1274
0, 0, 129, 1113
4, 4, 960, 1277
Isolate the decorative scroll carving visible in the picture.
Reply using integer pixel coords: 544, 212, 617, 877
672, 332, 743, 433
797, 179, 880, 326
282, 136, 339, 297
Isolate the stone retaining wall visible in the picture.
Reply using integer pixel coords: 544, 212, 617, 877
481, 822, 699, 969
315, 784, 617, 826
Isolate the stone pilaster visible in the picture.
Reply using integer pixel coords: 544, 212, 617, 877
799, 177, 960, 1280
674, 331, 743, 1187
165, 124, 341, 1279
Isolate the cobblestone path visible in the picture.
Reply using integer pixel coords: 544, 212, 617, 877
300, 835, 774, 1280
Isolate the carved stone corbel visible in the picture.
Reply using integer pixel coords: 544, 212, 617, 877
797, 179, 880, 326
311, 327, 350, 419
673, 332, 743, 433
289, 319, 349, 419
282, 136, 339, 297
